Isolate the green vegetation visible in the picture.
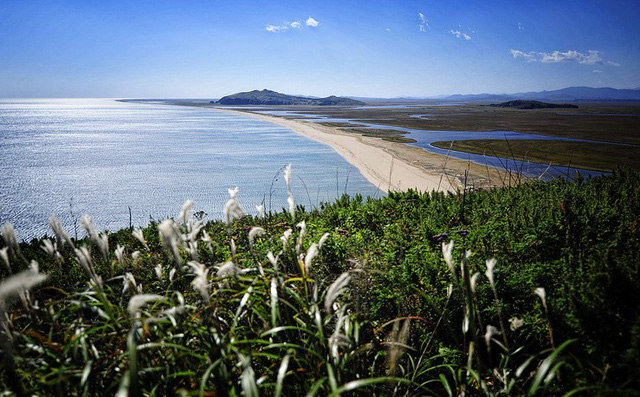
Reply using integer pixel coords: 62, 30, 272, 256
339, 128, 417, 143
431, 139, 640, 172
487, 100, 579, 110
1, 170, 639, 395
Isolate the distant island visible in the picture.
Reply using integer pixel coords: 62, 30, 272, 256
212, 89, 365, 106
488, 100, 579, 109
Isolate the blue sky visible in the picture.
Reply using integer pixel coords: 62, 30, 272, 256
1, 0, 639, 98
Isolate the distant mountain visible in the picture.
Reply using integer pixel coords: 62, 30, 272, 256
488, 100, 578, 110
442, 86, 640, 102
213, 89, 365, 106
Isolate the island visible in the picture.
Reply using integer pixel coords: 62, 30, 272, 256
488, 100, 579, 109
212, 89, 365, 106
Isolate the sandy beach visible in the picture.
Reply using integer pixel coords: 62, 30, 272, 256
211, 107, 505, 193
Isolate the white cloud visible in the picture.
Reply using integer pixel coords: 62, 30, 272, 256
510, 49, 620, 66
306, 17, 319, 27
385, 28, 392, 32
518, 22, 524, 31
290, 21, 302, 29
593, 69, 603, 73
266, 24, 288, 32
450, 30, 471, 40
418, 12, 429, 32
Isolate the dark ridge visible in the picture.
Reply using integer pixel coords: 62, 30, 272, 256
212, 89, 365, 106
488, 100, 579, 109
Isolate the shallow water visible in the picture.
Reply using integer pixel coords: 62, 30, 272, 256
0, 99, 383, 239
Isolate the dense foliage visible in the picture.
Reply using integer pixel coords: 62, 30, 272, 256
1, 169, 638, 395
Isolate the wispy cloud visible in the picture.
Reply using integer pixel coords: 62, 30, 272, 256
510, 49, 620, 66
518, 22, 524, 31
418, 13, 429, 32
266, 17, 319, 32
306, 17, 319, 27
592, 69, 603, 73
450, 30, 471, 40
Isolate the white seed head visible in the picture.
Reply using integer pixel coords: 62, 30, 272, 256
0, 247, 10, 273
132, 228, 149, 250
178, 200, 194, 224
169, 268, 176, 281
325, 272, 351, 313
470, 272, 480, 294
534, 287, 547, 310
485, 258, 497, 286
48, 214, 72, 247
248, 227, 265, 249
224, 199, 245, 225
267, 251, 278, 269
228, 186, 239, 199
318, 232, 330, 250
304, 243, 319, 273
287, 195, 295, 222
280, 229, 292, 250
255, 205, 264, 219
485, 325, 499, 347
132, 251, 142, 261
0, 270, 47, 307
509, 317, 524, 331
127, 294, 163, 317
154, 264, 163, 281
442, 241, 456, 278
188, 261, 210, 302
284, 164, 292, 193
41, 239, 57, 257
115, 245, 125, 264
1, 222, 19, 253
217, 261, 238, 278
446, 284, 453, 299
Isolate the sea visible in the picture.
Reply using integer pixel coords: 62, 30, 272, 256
0, 99, 384, 240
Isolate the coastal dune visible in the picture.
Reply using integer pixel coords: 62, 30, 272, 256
214, 108, 502, 193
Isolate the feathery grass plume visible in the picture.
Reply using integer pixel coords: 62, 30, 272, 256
0, 270, 47, 309
154, 264, 163, 281
0, 247, 10, 273
470, 272, 480, 294
132, 250, 142, 263
304, 243, 319, 274
485, 258, 497, 287
255, 205, 264, 218
185, 221, 204, 244
177, 200, 194, 224
158, 219, 181, 267
216, 261, 238, 278
74, 246, 103, 290
324, 272, 352, 313
169, 268, 176, 281
280, 229, 292, 250
188, 261, 210, 302
127, 294, 163, 318
386, 318, 411, 376
287, 195, 295, 222
484, 325, 499, 353
228, 186, 239, 199
2, 221, 19, 251
329, 307, 349, 363
184, 242, 198, 261
318, 232, 330, 250
41, 238, 62, 261
201, 230, 214, 253
509, 317, 524, 331
230, 239, 237, 256
534, 287, 547, 312
284, 163, 292, 194
239, 353, 259, 397
115, 244, 125, 265
132, 228, 149, 250
224, 194, 245, 225
48, 214, 73, 249
80, 215, 110, 260
122, 272, 140, 295
442, 241, 457, 279
267, 251, 278, 269
296, 221, 306, 253
248, 227, 265, 249
447, 283, 453, 299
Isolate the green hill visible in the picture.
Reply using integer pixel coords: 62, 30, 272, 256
488, 100, 579, 109
213, 89, 365, 106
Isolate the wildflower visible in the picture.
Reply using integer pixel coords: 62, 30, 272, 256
318, 232, 330, 250
304, 243, 319, 274
127, 294, 163, 318
132, 228, 149, 250
325, 272, 351, 313
178, 200, 194, 224
485, 258, 497, 287
442, 241, 456, 278
432, 232, 448, 242
287, 195, 295, 222
509, 317, 524, 331
255, 205, 264, 219
248, 227, 265, 249
456, 229, 468, 237
284, 164, 292, 193
534, 287, 548, 311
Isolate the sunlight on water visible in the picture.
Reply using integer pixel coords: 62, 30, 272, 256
0, 99, 383, 239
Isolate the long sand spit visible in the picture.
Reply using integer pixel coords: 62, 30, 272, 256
212, 108, 506, 193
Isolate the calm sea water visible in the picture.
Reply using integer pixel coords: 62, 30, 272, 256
0, 99, 383, 240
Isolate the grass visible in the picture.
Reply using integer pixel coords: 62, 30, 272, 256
430, 139, 640, 172
1, 168, 639, 395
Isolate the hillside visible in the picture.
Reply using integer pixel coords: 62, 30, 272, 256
1, 170, 639, 395
442, 86, 640, 102
213, 89, 365, 106
488, 100, 579, 109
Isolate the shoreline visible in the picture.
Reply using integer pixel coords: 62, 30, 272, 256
208, 107, 504, 193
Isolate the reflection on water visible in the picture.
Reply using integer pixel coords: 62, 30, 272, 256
0, 99, 383, 239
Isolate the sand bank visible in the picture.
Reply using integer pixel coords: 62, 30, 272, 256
212, 108, 504, 193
